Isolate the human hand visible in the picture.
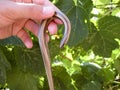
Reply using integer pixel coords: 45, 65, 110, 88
0, 0, 62, 48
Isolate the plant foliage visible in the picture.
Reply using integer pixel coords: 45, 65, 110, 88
0, 0, 120, 90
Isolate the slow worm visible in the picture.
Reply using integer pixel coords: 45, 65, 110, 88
38, 9, 71, 90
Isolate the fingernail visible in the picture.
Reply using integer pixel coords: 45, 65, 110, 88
25, 40, 33, 48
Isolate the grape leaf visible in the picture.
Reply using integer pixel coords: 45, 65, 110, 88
67, 6, 89, 47
7, 68, 38, 90
53, 66, 75, 90
78, 0, 93, 14
0, 47, 11, 85
56, 0, 93, 46
55, 0, 74, 13
82, 81, 102, 90
72, 63, 103, 90
81, 16, 120, 57
0, 36, 23, 46
72, 72, 87, 89
42, 65, 75, 90
0, 67, 6, 86
49, 40, 61, 60
81, 62, 101, 78
114, 57, 120, 75
1, 46, 16, 67
97, 68, 115, 83
13, 45, 45, 75
95, 16, 120, 56
99, 0, 120, 4
99, 0, 111, 4
72, 72, 103, 90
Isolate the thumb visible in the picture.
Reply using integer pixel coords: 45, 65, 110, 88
10, 1, 55, 20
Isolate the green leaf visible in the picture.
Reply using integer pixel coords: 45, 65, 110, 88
81, 62, 101, 78
98, 0, 120, 4
72, 72, 88, 89
97, 16, 120, 56
114, 57, 120, 75
56, 0, 91, 46
49, 40, 61, 60
82, 81, 102, 90
97, 68, 115, 83
7, 68, 38, 90
0, 47, 11, 85
67, 6, 89, 46
0, 67, 6, 86
81, 16, 120, 57
1, 46, 16, 67
56, 0, 74, 13
13, 45, 45, 75
0, 47, 11, 69
99, 0, 111, 4
0, 36, 23, 46
112, 8, 120, 17
78, 0, 93, 14
53, 66, 75, 90
72, 71, 103, 90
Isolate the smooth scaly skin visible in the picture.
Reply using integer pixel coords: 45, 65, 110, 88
38, 10, 71, 90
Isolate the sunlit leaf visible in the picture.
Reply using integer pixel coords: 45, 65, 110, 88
112, 8, 120, 17
99, 0, 111, 4
98, 0, 120, 4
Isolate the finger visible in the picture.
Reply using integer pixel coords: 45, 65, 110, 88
48, 21, 57, 35
11, 1, 55, 19
12, 19, 28, 36
25, 20, 50, 43
54, 18, 63, 25
16, 29, 33, 48
24, 19, 39, 36
25, 20, 59, 36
